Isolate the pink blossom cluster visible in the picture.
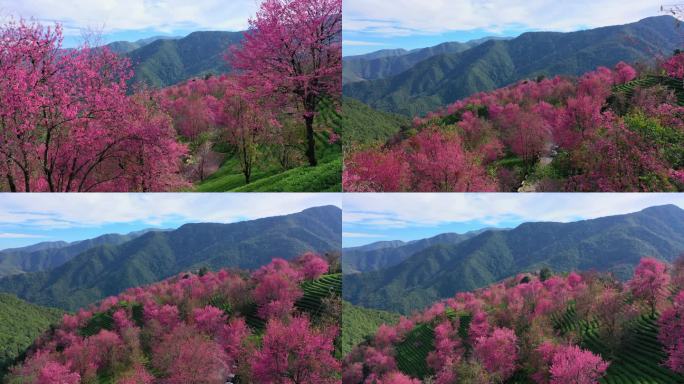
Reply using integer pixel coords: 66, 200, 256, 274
0, 19, 188, 192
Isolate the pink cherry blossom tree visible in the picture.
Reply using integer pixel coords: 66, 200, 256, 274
152, 324, 230, 384
473, 327, 519, 380
427, 319, 464, 384
658, 291, 684, 373
213, 82, 278, 184
38, 361, 81, 384
663, 52, 684, 79
251, 316, 340, 383
548, 344, 609, 384
253, 271, 303, 319
628, 257, 671, 316
0, 19, 186, 192
230, 0, 341, 167
294, 252, 330, 280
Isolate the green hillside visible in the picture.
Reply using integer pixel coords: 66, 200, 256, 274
196, 135, 341, 192
105, 36, 179, 55
344, 16, 680, 116
344, 205, 684, 313
126, 31, 244, 88
0, 294, 63, 379
341, 98, 410, 146
298, 273, 342, 312
341, 301, 400, 356
195, 97, 342, 192
0, 206, 342, 311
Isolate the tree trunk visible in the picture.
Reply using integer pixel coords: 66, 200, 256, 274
22, 169, 30, 192
305, 114, 317, 166
6, 173, 16, 192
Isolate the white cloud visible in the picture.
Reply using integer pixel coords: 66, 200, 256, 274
0, 232, 48, 239
344, 0, 666, 36
343, 232, 386, 238
0, 0, 259, 35
344, 40, 384, 46
343, 193, 684, 228
0, 193, 340, 229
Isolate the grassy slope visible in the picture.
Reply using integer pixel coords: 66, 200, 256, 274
0, 294, 63, 379
196, 133, 342, 192
341, 301, 401, 356
342, 97, 411, 146
195, 151, 341, 192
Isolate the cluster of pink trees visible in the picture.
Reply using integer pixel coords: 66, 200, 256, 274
658, 255, 684, 374
0, 0, 341, 191
534, 342, 610, 384
342, 129, 497, 192
160, 76, 282, 184
0, 20, 187, 191
659, 291, 684, 374
8, 253, 341, 383
344, 256, 684, 383
159, 0, 342, 187
344, 55, 684, 192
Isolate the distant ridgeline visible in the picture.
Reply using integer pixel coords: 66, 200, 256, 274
344, 16, 681, 116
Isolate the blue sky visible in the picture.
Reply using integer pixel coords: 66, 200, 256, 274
0, 193, 340, 250
343, 193, 684, 247
0, 0, 259, 48
343, 0, 668, 56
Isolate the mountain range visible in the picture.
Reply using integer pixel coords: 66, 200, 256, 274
0, 229, 166, 278
86, 31, 244, 88
343, 16, 681, 116
343, 230, 490, 273
125, 31, 244, 88
342, 37, 511, 84
0, 206, 341, 311
105, 35, 181, 55
344, 205, 684, 314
